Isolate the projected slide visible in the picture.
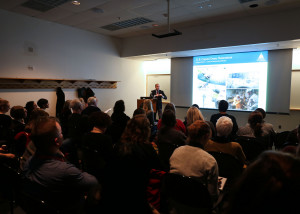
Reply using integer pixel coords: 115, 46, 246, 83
193, 51, 268, 111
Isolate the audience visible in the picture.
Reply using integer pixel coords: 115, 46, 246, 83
210, 100, 238, 140
23, 116, 98, 213
2, 95, 300, 214
205, 116, 246, 165
170, 120, 220, 202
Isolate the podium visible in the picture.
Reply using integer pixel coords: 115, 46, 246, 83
137, 98, 157, 112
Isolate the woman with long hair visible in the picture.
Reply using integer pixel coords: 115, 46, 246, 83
103, 114, 160, 214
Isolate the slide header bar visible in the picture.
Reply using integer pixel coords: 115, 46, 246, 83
193, 51, 268, 66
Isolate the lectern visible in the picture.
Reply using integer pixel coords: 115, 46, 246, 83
137, 98, 157, 112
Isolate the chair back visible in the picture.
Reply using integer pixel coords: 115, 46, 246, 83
208, 151, 243, 186
162, 173, 212, 214
274, 131, 290, 150
234, 136, 266, 162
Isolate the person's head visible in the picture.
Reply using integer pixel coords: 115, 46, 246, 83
31, 117, 63, 154
25, 101, 38, 114
248, 111, 263, 137
37, 98, 49, 109
143, 99, 153, 113
255, 108, 266, 119
70, 98, 84, 113
161, 109, 176, 128
226, 151, 300, 214
164, 103, 176, 114
29, 109, 50, 122
186, 106, 204, 127
121, 114, 150, 145
10, 106, 27, 120
0, 99, 10, 113
155, 83, 160, 90
61, 100, 72, 113
218, 100, 228, 112
133, 108, 146, 117
87, 96, 98, 107
216, 116, 233, 137
113, 100, 125, 113
89, 111, 111, 131
187, 120, 211, 146
192, 104, 200, 109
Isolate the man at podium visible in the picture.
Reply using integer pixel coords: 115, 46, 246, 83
150, 83, 167, 119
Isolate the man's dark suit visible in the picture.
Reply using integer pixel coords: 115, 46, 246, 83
150, 89, 167, 119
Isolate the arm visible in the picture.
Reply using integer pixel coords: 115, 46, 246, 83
161, 90, 167, 100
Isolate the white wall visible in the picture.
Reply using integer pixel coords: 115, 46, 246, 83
0, 9, 145, 117
122, 7, 300, 57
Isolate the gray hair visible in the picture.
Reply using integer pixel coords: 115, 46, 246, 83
216, 116, 233, 137
70, 98, 84, 111
87, 96, 97, 106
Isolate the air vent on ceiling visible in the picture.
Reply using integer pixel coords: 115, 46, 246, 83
238, 0, 256, 3
101, 17, 153, 31
22, 0, 69, 12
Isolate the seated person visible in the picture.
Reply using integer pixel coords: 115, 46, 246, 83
157, 103, 186, 135
81, 111, 113, 182
37, 98, 49, 111
23, 116, 98, 212
82, 96, 101, 116
205, 116, 246, 165
210, 100, 238, 140
237, 111, 270, 150
170, 120, 219, 202
157, 110, 186, 171
225, 151, 300, 214
0, 98, 12, 144
107, 100, 130, 145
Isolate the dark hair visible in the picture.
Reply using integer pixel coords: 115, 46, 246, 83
31, 117, 59, 151
10, 106, 26, 120
29, 109, 49, 122
192, 104, 200, 109
248, 111, 263, 137
164, 103, 176, 114
255, 108, 266, 119
89, 111, 111, 129
25, 101, 35, 113
226, 151, 300, 214
113, 100, 125, 113
37, 98, 48, 108
218, 100, 228, 112
133, 108, 146, 117
161, 109, 176, 128
120, 114, 150, 152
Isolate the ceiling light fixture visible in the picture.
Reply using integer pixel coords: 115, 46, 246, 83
72, 1, 80, 6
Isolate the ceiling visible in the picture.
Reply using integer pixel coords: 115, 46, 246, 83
1, 0, 300, 60
1, 0, 300, 39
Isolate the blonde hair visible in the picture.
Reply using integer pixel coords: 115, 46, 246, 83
186, 106, 204, 127
143, 99, 153, 113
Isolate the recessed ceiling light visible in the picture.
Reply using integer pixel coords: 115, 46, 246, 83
72, 1, 80, 6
